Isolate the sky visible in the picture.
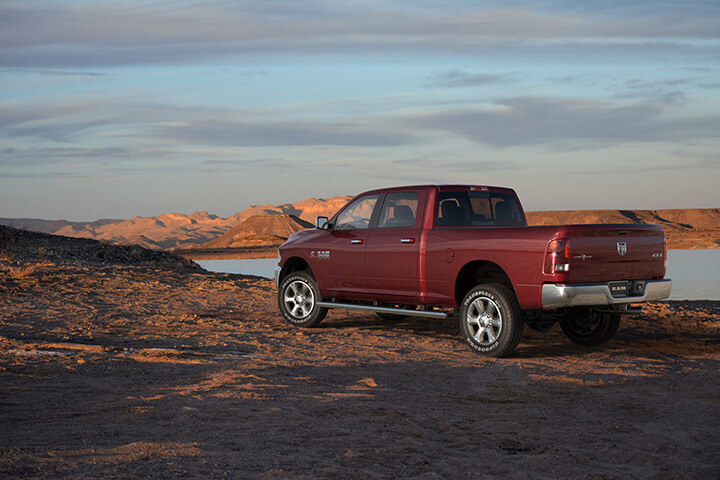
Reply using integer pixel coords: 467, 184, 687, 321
1, 0, 719, 221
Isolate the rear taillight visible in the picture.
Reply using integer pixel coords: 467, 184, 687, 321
544, 238, 570, 274
663, 232, 668, 276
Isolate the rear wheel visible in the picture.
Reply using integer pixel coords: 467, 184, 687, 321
459, 284, 524, 358
560, 308, 621, 346
278, 271, 328, 327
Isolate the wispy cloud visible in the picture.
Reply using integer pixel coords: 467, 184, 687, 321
4, 92, 720, 152
408, 96, 720, 148
0, 68, 108, 77
156, 118, 417, 147
426, 70, 515, 88
0, 171, 131, 181
1, 1, 718, 67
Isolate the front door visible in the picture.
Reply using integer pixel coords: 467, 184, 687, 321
314, 194, 379, 297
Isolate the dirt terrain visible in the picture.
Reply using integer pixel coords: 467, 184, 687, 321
1, 227, 720, 479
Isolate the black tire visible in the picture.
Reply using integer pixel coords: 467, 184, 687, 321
375, 312, 407, 322
524, 311, 556, 333
458, 284, 524, 358
278, 271, 328, 327
559, 308, 621, 346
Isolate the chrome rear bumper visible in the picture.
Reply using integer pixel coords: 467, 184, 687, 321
541, 279, 672, 309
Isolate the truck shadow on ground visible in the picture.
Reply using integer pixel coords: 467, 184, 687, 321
313, 306, 720, 360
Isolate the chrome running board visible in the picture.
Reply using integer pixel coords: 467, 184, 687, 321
316, 301, 449, 319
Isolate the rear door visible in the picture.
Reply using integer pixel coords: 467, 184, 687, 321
365, 190, 425, 298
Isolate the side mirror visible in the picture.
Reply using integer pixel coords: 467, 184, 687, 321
315, 216, 329, 229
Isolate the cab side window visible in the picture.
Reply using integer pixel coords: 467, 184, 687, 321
334, 195, 379, 230
377, 192, 419, 229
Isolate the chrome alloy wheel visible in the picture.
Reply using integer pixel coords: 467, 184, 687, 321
465, 296, 503, 346
283, 280, 315, 320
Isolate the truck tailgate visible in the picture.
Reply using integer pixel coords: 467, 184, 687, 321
566, 225, 666, 283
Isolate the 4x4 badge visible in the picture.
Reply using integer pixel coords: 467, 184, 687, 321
617, 242, 627, 256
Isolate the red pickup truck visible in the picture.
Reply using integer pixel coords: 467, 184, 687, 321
275, 185, 672, 357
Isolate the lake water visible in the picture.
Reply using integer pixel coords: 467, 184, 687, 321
664, 250, 720, 301
197, 250, 720, 301
195, 257, 280, 280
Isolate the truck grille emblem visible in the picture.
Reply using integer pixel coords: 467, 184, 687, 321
617, 242, 627, 256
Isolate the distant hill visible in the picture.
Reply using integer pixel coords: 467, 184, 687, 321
0, 195, 351, 250
237, 196, 352, 224
1, 197, 718, 250
526, 209, 720, 249
196, 215, 313, 249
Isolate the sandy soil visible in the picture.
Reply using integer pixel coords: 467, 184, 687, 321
2, 258, 720, 479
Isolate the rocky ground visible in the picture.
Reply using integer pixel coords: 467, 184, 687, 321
1, 226, 719, 479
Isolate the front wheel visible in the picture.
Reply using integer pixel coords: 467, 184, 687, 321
559, 308, 621, 346
459, 284, 524, 358
278, 271, 328, 327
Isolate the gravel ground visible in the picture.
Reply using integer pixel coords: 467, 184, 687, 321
1, 226, 719, 479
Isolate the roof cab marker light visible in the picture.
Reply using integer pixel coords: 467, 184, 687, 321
544, 238, 570, 275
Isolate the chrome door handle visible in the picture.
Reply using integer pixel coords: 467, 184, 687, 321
351, 239, 364, 244
400, 238, 415, 244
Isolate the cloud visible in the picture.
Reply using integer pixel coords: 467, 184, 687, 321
0, 100, 107, 141
426, 70, 515, 88
408, 96, 720, 148
0, 144, 266, 172
156, 118, 416, 147
614, 89, 687, 105
0, 68, 108, 77
2, 85, 422, 145
0, 94, 419, 149
4, 92, 720, 154
0, 171, 130, 181
611, 78, 694, 105
393, 156, 516, 173
202, 158, 292, 172
0, 147, 130, 166
1, 1, 718, 67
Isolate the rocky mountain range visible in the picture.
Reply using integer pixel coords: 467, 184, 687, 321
197, 215, 313, 249
2, 196, 718, 251
526, 209, 720, 249
0, 196, 352, 250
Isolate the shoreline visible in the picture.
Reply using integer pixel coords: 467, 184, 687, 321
174, 245, 280, 260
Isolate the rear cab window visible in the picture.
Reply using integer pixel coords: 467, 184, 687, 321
437, 190, 525, 227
